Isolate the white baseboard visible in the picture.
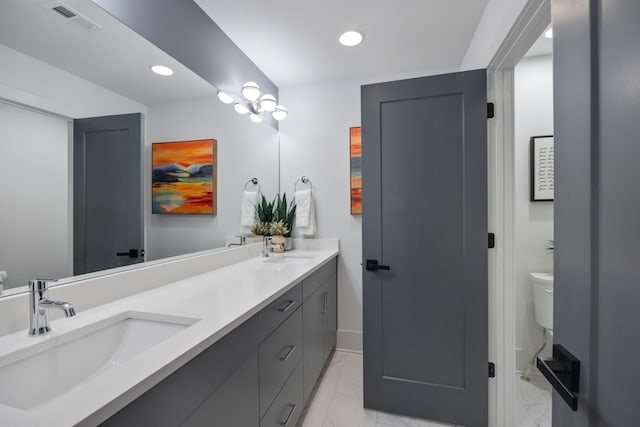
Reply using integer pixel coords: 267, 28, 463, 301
336, 329, 362, 353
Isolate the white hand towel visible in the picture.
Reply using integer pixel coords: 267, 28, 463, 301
240, 191, 259, 227
295, 190, 316, 236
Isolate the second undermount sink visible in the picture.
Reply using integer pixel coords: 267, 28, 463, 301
265, 254, 316, 265
0, 311, 198, 410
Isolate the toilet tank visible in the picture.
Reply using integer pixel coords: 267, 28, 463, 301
530, 273, 553, 330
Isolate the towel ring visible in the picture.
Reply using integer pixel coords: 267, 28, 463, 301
244, 177, 260, 193
294, 176, 312, 191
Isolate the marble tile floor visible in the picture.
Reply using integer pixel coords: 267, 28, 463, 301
298, 351, 459, 427
514, 373, 552, 427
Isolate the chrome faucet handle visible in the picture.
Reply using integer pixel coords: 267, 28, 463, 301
28, 278, 57, 292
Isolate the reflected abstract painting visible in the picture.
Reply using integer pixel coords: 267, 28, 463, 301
350, 127, 362, 215
152, 139, 216, 214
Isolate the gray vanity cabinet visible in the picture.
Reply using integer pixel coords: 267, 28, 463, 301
101, 257, 337, 427
100, 316, 259, 427
181, 352, 259, 427
302, 261, 338, 402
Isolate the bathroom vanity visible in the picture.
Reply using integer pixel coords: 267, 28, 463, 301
0, 241, 338, 427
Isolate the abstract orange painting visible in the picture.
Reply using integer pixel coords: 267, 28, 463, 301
152, 139, 217, 214
350, 127, 362, 215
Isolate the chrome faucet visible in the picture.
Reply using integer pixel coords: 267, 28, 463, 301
262, 236, 281, 258
227, 235, 247, 248
28, 279, 76, 336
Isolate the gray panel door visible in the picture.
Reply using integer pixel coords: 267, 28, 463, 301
361, 70, 487, 427
552, 0, 640, 425
74, 113, 143, 275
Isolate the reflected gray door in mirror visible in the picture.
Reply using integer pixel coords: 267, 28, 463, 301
74, 113, 144, 275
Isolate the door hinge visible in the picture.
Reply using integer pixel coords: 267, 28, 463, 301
488, 233, 496, 249
487, 102, 495, 119
489, 362, 496, 378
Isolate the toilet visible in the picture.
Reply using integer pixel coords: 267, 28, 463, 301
531, 272, 554, 331
521, 272, 554, 381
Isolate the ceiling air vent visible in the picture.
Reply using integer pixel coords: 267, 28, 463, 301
41, 1, 101, 32
52, 5, 76, 18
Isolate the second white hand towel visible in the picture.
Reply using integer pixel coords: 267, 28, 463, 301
294, 189, 316, 236
240, 191, 259, 227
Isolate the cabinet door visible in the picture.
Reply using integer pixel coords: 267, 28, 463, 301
321, 274, 337, 363
302, 285, 325, 402
182, 352, 259, 427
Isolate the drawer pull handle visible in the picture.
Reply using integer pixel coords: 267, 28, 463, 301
279, 345, 296, 361
277, 299, 296, 313
321, 292, 328, 314
279, 403, 297, 425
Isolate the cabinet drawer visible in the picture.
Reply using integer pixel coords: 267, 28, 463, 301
181, 351, 259, 427
259, 283, 302, 342
259, 306, 303, 417
260, 361, 303, 427
302, 258, 337, 302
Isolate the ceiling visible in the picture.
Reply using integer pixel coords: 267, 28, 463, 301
0, 0, 216, 106
194, 0, 490, 87
0, 0, 493, 103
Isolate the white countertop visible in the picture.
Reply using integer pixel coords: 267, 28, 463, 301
0, 248, 339, 427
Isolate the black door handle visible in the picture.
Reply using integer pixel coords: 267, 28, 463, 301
366, 259, 390, 271
116, 249, 144, 259
537, 344, 580, 411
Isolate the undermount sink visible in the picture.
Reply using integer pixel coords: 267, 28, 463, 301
265, 254, 316, 265
0, 311, 198, 409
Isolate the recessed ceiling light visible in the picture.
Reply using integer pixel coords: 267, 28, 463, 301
545, 28, 553, 39
338, 30, 364, 47
150, 65, 174, 76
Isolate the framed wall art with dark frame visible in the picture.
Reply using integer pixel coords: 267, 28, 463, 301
530, 135, 554, 202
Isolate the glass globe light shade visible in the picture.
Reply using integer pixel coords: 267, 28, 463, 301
217, 90, 234, 104
272, 105, 288, 121
242, 81, 261, 101
249, 113, 263, 123
234, 102, 249, 114
259, 94, 277, 112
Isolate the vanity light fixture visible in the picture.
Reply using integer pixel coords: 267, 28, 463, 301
545, 28, 553, 39
219, 80, 287, 122
150, 65, 174, 76
338, 30, 364, 47
217, 90, 235, 104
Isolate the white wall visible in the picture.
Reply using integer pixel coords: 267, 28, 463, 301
146, 97, 279, 260
513, 54, 554, 371
0, 103, 71, 288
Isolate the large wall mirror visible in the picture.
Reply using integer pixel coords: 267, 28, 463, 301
0, 0, 279, 294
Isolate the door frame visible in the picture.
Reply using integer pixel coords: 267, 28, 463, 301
486, 0, 551, 426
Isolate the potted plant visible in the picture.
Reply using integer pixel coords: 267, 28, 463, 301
250, 221, 270, 240
273, 193, 296, 250
251, 195, 276, 241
